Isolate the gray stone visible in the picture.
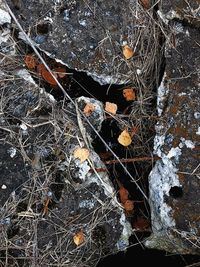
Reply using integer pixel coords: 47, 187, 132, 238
146, 0, 200, 254
0, 32, 131, 266
7, 0, 156, 84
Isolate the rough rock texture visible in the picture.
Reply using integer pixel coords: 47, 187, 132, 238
7, 0, 158, 85
0, 70, 132, 266
0, 8, 132, 266
146, 0, 200, 254
2, 0, 200, 260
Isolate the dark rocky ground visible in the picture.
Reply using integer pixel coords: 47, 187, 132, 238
0, 1, 200, 266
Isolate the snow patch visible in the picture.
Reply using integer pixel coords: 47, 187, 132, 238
0, 7, 11, 25
63, 10, 70, 21
79, 200, 95, 209
167, 147, 182, 159
75, 159, 90, 181
1, 184, 7, 190
194, 112, 200, 119
0, 28, 10, 44
44, 16, 53, 23
8, 147, 17, 158
15, 69, 36, 85
136, 69, 142, 75
79, 19, 87, 27
157, 73, 168, 116
90, 71, 129, 85
149, 157, 181, 231
196, 127, 200, 135
20, 123, 28, 131
117, 213, 132, 250
180, 138, 195, 149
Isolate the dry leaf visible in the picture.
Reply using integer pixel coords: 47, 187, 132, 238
73, 230, 85, 246
123, 88, 136, 101
119, 186, 129, 204
123, 200, 134, 212
73, 147, 90, 162
105, 102, 117, 115
41, 68, 58, 85
24, 54, 37, 69
37, 63, 45, 75
132, 217, 149, 230
53, 66, 66, 78
140, 0, 150, 9
122, 45, 134, 60
83, 103, 95, 116
118, 129, 132, 147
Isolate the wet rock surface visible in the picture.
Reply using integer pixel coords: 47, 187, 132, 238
146, 0, 200, 255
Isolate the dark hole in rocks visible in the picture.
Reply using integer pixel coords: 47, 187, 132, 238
169, 186, 183, 199
42, 68, 131, 113
49, 171, 65, 203
97, 246, 200, 267
36, 22, 51, 34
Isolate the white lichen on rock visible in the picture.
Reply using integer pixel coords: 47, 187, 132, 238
8, 147, 17, 158
15, 69, 37, 85
0, 2, 11, 25
157, 73, 168, 116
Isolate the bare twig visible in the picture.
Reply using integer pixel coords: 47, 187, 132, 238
104, 156, 160, 165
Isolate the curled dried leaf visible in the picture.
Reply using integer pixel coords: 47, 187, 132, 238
24, 54, 37, 69
73, 230, 85, 246
83, 103, 95, 116
119, 186, 129, 204
122, 45, 134, 60
105, 102, 117, 115
140, 0, 150, 9
123, 88, 136, 101
73, 147, 90, 162
123, 200, 134, 212
41, 68, 58, 85
132, 217, 149, 230
118, 129, 132, 147
37, 63, 46, 75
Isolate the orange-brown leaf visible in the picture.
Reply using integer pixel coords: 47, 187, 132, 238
41, 68, 58, 85
73, 147, 90, 162
105, 102, 117, 115
117, 129, 132, 147
83, 103, 95, 116
37, 63, 46, 75
123, 200, 134, 212
119, 186, 129, 204
24, 54, 37, 69
73, 230, 85, 246
122, 45, 134, 60
140, 0, 150, 9
132, 217, 149, 230
123, 88, 136, 101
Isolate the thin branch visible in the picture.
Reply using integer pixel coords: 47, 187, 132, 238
5, 1, 149, 201
104, 156, 160, 165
